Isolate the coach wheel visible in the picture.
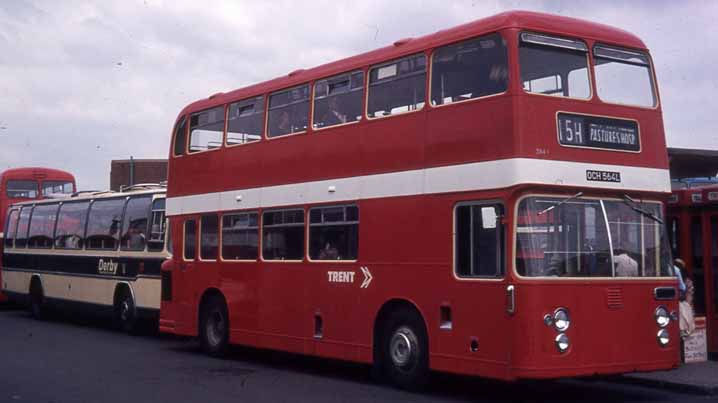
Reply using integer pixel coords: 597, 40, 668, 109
200, 295, 229, 357
381, 309, 429, 390
29, 279, 45, 320
114, 289, 137, 333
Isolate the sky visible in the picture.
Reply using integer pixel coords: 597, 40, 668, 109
0, 0, 716, 190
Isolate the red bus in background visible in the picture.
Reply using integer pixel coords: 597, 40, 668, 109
160, 11, 679, 388
667, 180, 718, 357
0, 167, 76, 301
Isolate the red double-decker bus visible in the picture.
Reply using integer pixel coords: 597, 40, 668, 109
159, 11, 679, 387
667, 181, 718, 357
0, 167, 76, 301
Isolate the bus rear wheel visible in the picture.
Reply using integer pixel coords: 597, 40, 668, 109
199, 295, 229, 357
114, 289, 137, 333
29, 280, 45, 320
380, 309, 429, 390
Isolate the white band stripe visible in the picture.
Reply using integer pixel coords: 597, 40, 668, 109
166, 158, 671, 216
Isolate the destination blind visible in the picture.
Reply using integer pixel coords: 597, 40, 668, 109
557, 112, 640, 152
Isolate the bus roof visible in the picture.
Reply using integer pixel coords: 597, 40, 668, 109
0, 167, 75, 182
178, 10, 647, 118
6, 188, 166, 209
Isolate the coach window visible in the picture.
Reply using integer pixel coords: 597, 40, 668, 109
172, 116, 187, 157
200, 214, 219, 260
14, 206, 32, 248
55, 201, 90, 249
6, 180, 38, 199
519, 32, 590, 99
28, 203, 59, 249
189, 106, 225, 153
431, 33, 508, 106
184, 220, 197, 260
368, 54, 426, 118
262, 209, 304, 260
86, 198, 125, 250
268, 85, 310, 138
313, 71, 364, 129
4, 209, 19, 248
455, 202, 504, 278
148, 198, 166, 252
227, 96, 264, 145
309, 205, 358, 261
222, 212, 259, 260
121, 196, 152, 251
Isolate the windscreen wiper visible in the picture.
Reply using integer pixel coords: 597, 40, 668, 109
622, 195, 664, 224
537, 192, 583, 216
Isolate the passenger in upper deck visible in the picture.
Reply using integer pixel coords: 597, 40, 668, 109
322, 96, 347, 126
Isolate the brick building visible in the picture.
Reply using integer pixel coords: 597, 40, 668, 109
110, 158, 167, 191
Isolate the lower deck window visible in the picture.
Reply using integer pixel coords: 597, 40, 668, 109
262, 209, 304, 260
184, 220, 197, 260
309, 205, 358, 260
222, 212, 259, 260
455, 203, 504, 277
200, 214, 219, 260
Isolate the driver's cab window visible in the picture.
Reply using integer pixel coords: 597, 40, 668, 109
455, 202, 504, 278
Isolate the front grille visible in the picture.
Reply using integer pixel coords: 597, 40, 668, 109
606, 287, 624, 309
161, 271, 172, 301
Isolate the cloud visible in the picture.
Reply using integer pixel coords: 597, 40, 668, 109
0, 0, 715, 189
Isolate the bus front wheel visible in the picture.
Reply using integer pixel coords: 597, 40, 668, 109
381, 309, 429, 390
114, 289, 137, 333
199, 295, 229, 357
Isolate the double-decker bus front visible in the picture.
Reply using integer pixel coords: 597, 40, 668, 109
506, 22, 678, 377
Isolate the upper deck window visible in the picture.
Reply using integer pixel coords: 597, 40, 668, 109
227, 96, 264, 145
42, 181, 73, 196
268, 85, 310, 138
189, 107, 225, 153
368, 54, 426, 118
431, 33, 508, 106
519, 33, 590, 99
594, 45, 657, 108
173, 116, 187, 156
313, 71, 364, 129
6, 180, 38, 199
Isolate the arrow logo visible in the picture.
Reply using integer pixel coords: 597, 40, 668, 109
360, 266, 372, 289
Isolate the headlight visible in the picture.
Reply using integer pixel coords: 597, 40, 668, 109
657, 329, 669, 346
655, 306, 670, 328
555, 333, 570, 353
553, 308, 570, 332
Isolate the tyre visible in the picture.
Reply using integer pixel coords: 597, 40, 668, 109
114, 289, 137, 333
199, 295, 229, 357
29, 280, 45, 320
380, 308, 430, 390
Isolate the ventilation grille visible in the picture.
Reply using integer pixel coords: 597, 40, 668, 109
606, 287, 624, 309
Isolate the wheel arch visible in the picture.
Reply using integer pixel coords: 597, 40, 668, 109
197, 287, 227, 330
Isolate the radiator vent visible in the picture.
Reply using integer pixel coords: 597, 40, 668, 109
606, 287, 624, 309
